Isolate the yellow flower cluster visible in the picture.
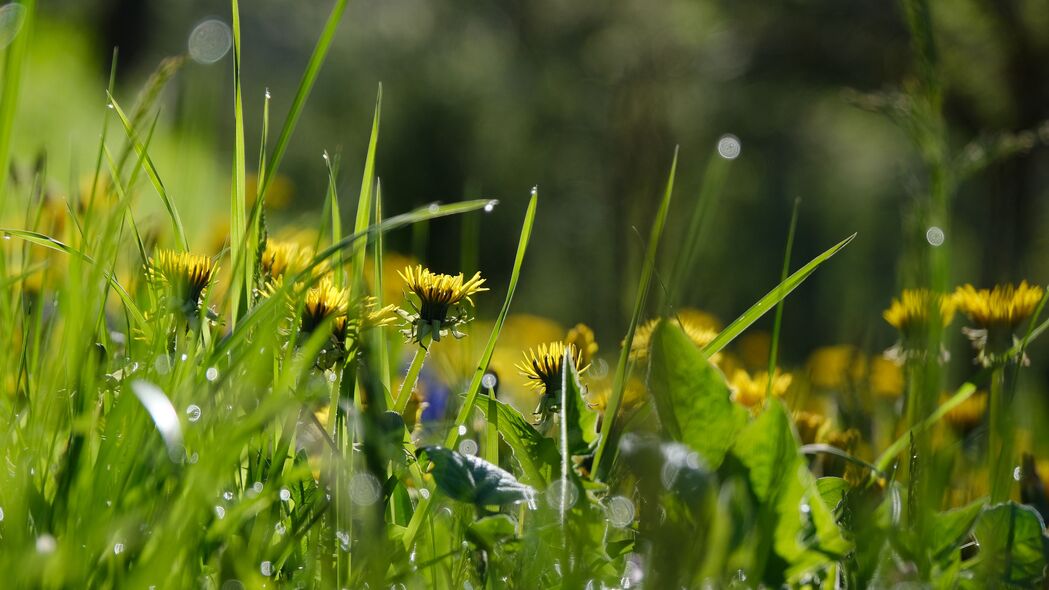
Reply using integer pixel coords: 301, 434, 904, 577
952, 282, 1044, 328
882, 289, 955, 333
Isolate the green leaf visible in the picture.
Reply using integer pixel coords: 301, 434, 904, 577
466, 514, 518, 551
648, 320, 747, 469
930, 498, 985, 563
702, 232, 855, 357
560, 347, 597, 457
964, 502, 1048, 587
419, 446, 537, 508
733, 400, 850, 582
472, 395, 559, 488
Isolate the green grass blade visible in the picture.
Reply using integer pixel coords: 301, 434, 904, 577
0, 0, 33, 214
766, 197, 801, 396
702, 232, 856, 357
593, 148, 678, 480
323, 150, 342, 285
229, 0, 249, 326
350, 85, 382, 294
106, 92, 189, 251
259, 0, 349, 199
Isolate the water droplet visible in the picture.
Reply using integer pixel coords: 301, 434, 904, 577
481, 372, 498, 389
483, 200, 498, 213
322, 151, 330, 161
188, 452, 199, 464
530, 186, 538, 197
113, 542, 125, 555
457, 425, 468, 436
607, 496, 635, 528
926, 226, 945, 247
154, 355, 171, 375
349, 473, 381, 506
260, 561, 272, 577
215, 505, 226, 519
274, 522, 286, 535
0, 507, 4, 521
264, 88, 271, 100
799, 501, 811, 514
336, 530, 351, 551
428, 203, 440, 214
1014, 466, 1022, 481
546, 479, 579, 510
188, 19, 232, 65
717, 134, 742, 160
280, 488, 291, 502
222, 491, 234, 501
458, 439, 478, 455
419, 488, 431, 499
327, 370, 337, 383
179, 353, 188, 362
252, 481, 264, 494
0, 4, 27, 50
205, 367, 219, 382
185, 404, 202, 423
36, 534, 56, 554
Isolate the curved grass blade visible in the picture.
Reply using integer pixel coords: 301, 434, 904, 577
593, 148, 678, 480
767, 197, 801, 397
702, 232, 856, 357
229, 0, 249, 325
106, 92, 189, 251
350, 85, 382, 295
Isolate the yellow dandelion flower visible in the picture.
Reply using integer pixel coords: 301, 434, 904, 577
628, 316, 719, 362
517, 341, 588, 425
147, 249, 217, 314
944, 390, 987, 434
398, 265, 487, 343
883, 289, 956, 334
807, 346, 866, 390
261, 239, 315, 281
869, 356, 904, 399
825, 428, 861, 452
302, 276, 349, 333
953, 282, 1044, 328
565, 323, 598, 367
729, 368, 792, 409
793, 410, 828, 446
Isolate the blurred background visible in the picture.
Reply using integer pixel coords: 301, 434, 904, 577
13, 0, 1049, 370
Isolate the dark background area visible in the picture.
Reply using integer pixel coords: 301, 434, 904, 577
37, 0, 1049, 366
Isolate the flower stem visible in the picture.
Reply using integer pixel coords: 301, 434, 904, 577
988, 366, 1014, 502
394, 334, 432, 416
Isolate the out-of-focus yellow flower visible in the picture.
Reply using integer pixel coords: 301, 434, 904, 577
397, 265, 487, 343
953, 282, 1044, 328
677, 308, 722, 332
883, 289, 955, 335
299, 275, 396, 368
869, 356, 904, 399
261, 239, 315, 281
245, 173, 295, 209
737, 331, 770, 370
565, 323, 598, 367
806, 346, 866, 390
587, 377, 646, 414
365, 251, 418, 308
628, 316, 718, 363
729, 368, 792, 409
944, 390, 987, 434
793, 410, 828, 446
825, 428, 861, 452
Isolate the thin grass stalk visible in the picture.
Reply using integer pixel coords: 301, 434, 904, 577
394, 336, 432, 416
766, 197, 800, 399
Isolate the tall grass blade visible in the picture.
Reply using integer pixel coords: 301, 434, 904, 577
766, 197, 801, 396
229, 0, 249, 325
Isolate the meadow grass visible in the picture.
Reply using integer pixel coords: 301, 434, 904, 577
1, 1, 1049, 588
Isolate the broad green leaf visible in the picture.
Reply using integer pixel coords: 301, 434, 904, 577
648, 320, 747, 468
930, 498, 985, 563
964, 502, 1048, 587
418, 446, 537, 508
472, 394, 559, 488
733, 400, 850, 581
561, 347, 597, 457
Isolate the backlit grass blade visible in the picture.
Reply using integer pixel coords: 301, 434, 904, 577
350, 85, 382, 295
0, 0, 33, 213
106, 92, 189, 251
592, 148, 678, 481
702, 232, 856, 357
767, 197, 801, 396
0, 228, 149, 332
259, 0, 349, 199
229, 0, 249, 326
323, 150, 342, 285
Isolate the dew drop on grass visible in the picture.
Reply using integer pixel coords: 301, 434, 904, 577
481, 372, 498, 389
185, 404, 202, 422
205, 367, 219, 382
606, 496, 635, 528
0, 506, 4, 521
214, 506, 226, 519
113, 543, 125, 555
222, 491, 234, 501
36, 534, 56, 554
188, 19, 232, 65
260, 561, 272, 577
0, 4, 24, 50
154, 355, 171, 375
419, 488, 431, 500
483, 200, 497, 213
717, 134, 742, 160
458, 439, 478, 455
280, 488, 291, 502
252, 481, 264, 494
1014, 466, 1022, 481
457, 425, 467, 437
926, 226, 945, 247
428, 203, 439, 213
349, 473, 381, 506
546, 479, 579, 510
336, 530, 350, 551
274, 522, 286, 535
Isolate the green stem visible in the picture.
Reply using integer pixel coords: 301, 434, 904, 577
988, 366, 1013, 503
395, 335, 432, 416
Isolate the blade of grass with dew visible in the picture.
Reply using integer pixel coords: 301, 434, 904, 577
106, 92, 189, 251
702, 232, 857, 357
323, 150, 343, 285
766, 198, 801, 397
350, 85, 381, 295
0, 0, 34, 215
593, 148, 678, 481
259, 0, 348, 199
229, 0, 249, 326
400, 190, 533, 551
85, 49, 119, 224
